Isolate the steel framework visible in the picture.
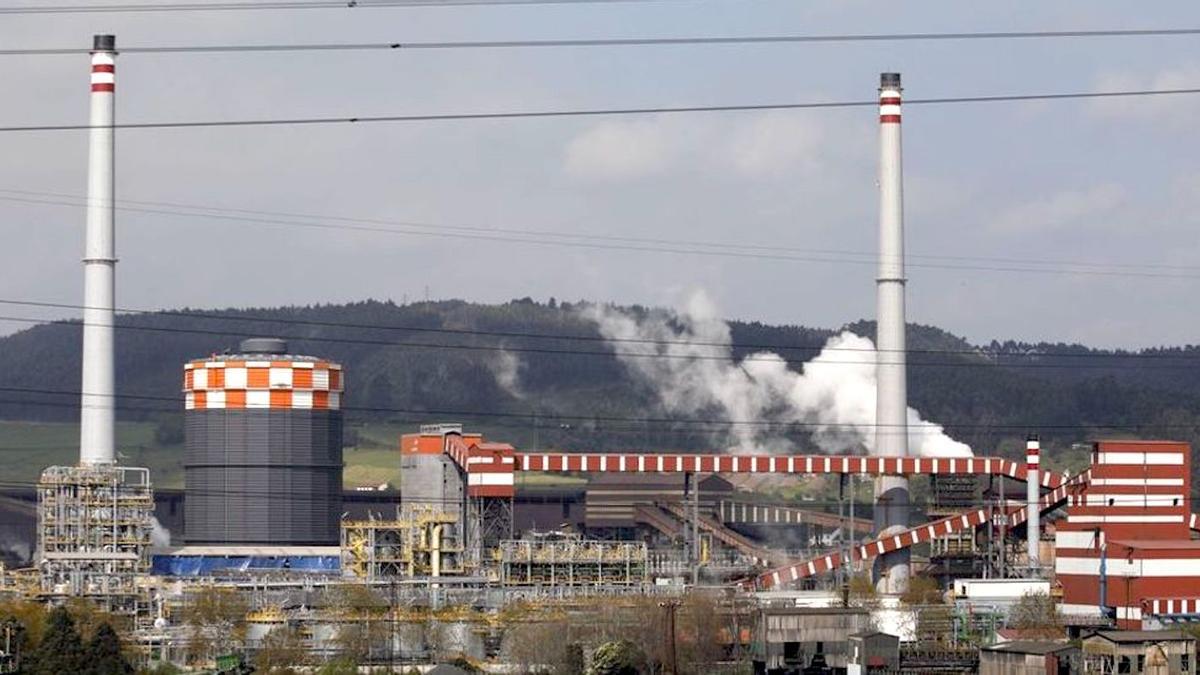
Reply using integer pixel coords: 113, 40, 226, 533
36, 464, 154, 614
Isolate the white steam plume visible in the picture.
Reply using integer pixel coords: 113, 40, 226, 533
583, 292, 971, 457
488, 350, 525, 399
150, 516, 171, 547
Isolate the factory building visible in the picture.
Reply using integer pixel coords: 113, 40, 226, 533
24, 50, 1200, 671
183, 338, 344, 545
1054, 440, 1198, 629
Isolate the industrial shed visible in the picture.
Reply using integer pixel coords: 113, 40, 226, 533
847, 631, 899, 674
752, 606, 869, 674
978, 640, 1077, 675
1081, 630, 1196, 675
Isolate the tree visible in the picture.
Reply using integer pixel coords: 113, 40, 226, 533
846, 573, 881, 610
26, 606, 85, 675
676, 592, 726, 674
1009, 591, 1064, 639
325, 584, 388, 663
0, 600, 47, 662
83, 623, 133, 675
587, 640, 645, 675
254, 625, 306, 674
899, 577, 943, 606
181, 588, 248, 666
504, 619, 574, 674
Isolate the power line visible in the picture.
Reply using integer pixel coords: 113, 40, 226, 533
7, 187, 1199, 275
2, 87, 1199, 133
6, 27, 1200, 55
0, 0, 655, 14
5, 296, 1200, 366
7, 311, 1200, 371
6, 191, 1200, 282
3, 385, 1197, 432
0, 475, 1113, 511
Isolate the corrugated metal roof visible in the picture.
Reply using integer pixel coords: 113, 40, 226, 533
1089, 630, 1195, 643
984, 641, 1075, 655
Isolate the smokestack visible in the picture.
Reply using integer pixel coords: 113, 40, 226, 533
872, 72, 910, 594
79, 34, 117, 466
1026, 435, 1041, 573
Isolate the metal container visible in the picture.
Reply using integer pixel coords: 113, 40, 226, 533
183, 339, 344, 544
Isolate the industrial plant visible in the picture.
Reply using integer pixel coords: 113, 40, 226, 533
4, 34, 1200, 675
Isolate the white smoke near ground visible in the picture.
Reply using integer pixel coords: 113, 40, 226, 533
488, 350, 525, 399
150, 516, 172, 547
583, 292, 972, 457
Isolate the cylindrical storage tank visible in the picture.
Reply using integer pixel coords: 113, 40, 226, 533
183, 339, 344, 545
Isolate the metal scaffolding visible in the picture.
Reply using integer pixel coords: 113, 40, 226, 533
36, 464, 154, 614
342, 507, 466, 581
497, 533, 646, 587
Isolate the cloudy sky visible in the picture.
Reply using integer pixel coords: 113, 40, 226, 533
2, 1, 1199, 348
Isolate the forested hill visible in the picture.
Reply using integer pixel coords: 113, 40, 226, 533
3, 297, 1200, 463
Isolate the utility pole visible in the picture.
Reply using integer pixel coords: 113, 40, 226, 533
659, 599, 680, 675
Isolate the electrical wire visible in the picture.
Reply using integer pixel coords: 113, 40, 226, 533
0, 0, 659, 14
3, 385, 1197, 432
6, 191, 1200, 282
6, 187, 1200, 275
7, 312, 1200, 371
9, 296, 1200, 364
2, 87, 1199, 133
6, 27, 1200, 55
0, 474, 1100, 511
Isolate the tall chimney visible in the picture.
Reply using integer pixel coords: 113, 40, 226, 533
1026, 435, 1041, 573
872, 72, 910, 594
79, 34, 117, 466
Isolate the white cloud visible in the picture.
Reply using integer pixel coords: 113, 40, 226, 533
726, 112, 825, 177
563, 119, 675, 179
563, 110, 864, 182
988, 184, 1126, 235
1091, 64, 1200, 125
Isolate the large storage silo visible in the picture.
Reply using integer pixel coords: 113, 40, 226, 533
183, 338, 344, 545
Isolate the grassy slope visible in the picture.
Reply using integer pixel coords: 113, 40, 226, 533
0, 420, 582, 490
0, 420, 184, 487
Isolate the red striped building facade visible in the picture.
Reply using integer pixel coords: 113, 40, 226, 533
1055, 440, 1200, 628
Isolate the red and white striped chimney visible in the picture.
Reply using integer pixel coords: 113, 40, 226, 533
1026, 434, 1041, 573
873, 72, 910, 594
79, 34, 117, 466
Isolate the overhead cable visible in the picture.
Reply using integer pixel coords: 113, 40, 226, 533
5, 27, 1200, 55
3, 385, 1196, 432
3, 312, 1200, 371
1, 87, 1198, 133
0, 0, 655, 14
3, 297, 1200, 364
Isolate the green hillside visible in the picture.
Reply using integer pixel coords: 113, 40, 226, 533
1, 298, 1199, 492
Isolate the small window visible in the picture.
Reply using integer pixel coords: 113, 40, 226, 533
1183, 653, 1191, 672
1118, 655, 1132, 673
1137, 654, 1144, 672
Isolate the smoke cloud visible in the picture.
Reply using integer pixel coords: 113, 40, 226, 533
488, 350, 525, 399
583, 292, 971, 457
150, 516, 172, 547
